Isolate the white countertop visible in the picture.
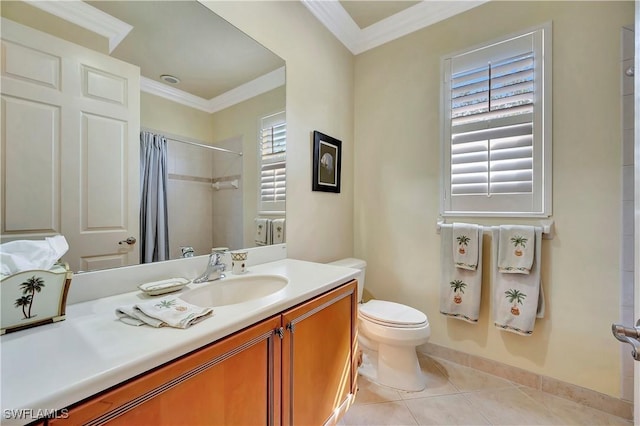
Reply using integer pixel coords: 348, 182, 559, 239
0, 259, 358, 425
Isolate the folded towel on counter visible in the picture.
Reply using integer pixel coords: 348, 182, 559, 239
439, 224, 483, 323
498, 225, 536, 274
254, 218, 270, 246
271, 218, 285, 244
116, 297, 213, 329
492, 227, 545, 336
452, 222, 481, 271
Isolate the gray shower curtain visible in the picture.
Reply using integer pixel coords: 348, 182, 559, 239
140, 131, 170, 263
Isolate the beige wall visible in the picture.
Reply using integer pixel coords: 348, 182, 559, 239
354, 1, 632, 397
203, 1, 355, 263
141, 92, 214, 142
209, 86, 286, 248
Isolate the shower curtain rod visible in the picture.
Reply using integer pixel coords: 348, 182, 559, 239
141, 127, 243, 156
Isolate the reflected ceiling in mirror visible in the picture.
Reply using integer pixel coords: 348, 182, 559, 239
88, 1, 284, 101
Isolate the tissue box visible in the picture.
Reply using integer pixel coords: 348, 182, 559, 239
1, 263, 72, 335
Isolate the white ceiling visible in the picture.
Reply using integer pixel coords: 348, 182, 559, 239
340, 1, 421, 29
87, 1, 284, 101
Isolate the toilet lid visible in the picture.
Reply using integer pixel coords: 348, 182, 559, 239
359, 300, 427, 327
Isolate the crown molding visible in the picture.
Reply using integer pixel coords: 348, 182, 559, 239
303, 0, 489, 55
207, 66, 286, 113
355, 1, 488, 54
25, 0, 132, 53
141, 66, 286, 114
141, 77, 213, 112
301, 0, 361, 53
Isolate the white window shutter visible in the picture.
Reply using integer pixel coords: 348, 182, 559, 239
259, 112, 286, 213
442, 23, 551, 217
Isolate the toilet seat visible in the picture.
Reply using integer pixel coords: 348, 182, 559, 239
359, 300, 428, 329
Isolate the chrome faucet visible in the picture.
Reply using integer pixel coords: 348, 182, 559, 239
180, 246, 195, 258
192, 248, 227, 283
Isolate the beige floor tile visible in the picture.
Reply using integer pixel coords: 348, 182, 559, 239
404, 394, 491, 425
519, 387, 633, 426
464, 387, 564, 425
434, 358, 516, 392
399, 356, 460, 400
340, 401, 419, 426
355, 375, 403, 405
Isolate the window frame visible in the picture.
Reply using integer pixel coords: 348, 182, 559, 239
440, 22, 552, 218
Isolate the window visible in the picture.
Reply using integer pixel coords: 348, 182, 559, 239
259, 111, 286, 213
441, 23, 552, 217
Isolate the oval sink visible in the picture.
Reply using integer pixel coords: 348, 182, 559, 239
181, 274, 289, 307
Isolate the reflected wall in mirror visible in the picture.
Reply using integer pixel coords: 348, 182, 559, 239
0, 0, 286, 273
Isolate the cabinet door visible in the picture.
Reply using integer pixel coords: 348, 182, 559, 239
51, 316, 281, 426
281, 280, 358, 426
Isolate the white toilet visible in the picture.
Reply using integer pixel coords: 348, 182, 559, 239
329, 258, 431, 392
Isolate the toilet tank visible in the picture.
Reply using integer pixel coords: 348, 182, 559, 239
328, 258, 366, 303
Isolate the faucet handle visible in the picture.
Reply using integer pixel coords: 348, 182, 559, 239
210, 247, 228, 265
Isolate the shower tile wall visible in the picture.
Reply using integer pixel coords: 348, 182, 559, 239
167, 140, 215, 259
620, 25, 635, 402
211, 136, 243, 250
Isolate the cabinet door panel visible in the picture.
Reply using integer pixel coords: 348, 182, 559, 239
282, 280, 357, 425
52, 316, 281, 426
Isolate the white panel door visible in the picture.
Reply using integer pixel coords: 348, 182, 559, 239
1, 18, 140, 272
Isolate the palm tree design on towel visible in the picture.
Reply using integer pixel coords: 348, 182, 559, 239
14, 276, 45, 319
450, 280, 467, 304
505, 289, 527, 316
156, 299, 177, 309
510, 235, 528, 257
456, 235, 471, 254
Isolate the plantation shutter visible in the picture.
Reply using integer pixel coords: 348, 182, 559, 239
259, 112, 286, 213
442, 25, 551, 216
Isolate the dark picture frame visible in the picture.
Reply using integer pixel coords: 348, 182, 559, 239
312, 131, 342, 193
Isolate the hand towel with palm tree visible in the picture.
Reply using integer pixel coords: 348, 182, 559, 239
492, 227, 544, 336
497, 225, 535, 274
452, 223, 481, 271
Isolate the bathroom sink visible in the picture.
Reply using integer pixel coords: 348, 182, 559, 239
180, 274, 289, 307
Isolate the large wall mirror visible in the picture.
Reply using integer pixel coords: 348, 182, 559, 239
1, 1, 286, 272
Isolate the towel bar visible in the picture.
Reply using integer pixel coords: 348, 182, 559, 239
435, 219, 554, 240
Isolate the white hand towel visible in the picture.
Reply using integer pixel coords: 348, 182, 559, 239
439, 225, 483, 323
492, 227, 545, 336
116, 304, 164, 327
271, 218, 285, 244
254, 218, 269, 245
452, 223, 480, 270
116, 297, 213, 329
498, 225, 536, 274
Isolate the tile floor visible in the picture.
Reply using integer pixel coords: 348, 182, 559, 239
340, 354, 632, 425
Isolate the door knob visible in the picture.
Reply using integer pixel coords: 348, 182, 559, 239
612, 320, 640, 361
118, 237, 137, 245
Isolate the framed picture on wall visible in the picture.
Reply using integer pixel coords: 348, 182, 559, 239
312, 131, 342, 193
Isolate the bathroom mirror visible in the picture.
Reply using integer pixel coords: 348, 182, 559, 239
1, 0, 286, 272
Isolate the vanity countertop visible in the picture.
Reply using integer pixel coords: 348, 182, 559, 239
0, 258, 358, 425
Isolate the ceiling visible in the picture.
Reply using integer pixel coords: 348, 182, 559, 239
339, 1, 420, 29
87, 1, 284, 101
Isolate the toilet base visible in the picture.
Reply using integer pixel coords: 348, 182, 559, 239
358, 342, 426, 392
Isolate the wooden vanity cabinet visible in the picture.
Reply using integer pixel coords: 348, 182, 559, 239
281, 280, 358, 425
50, 315, 282, 426
49, 280, 357, 426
